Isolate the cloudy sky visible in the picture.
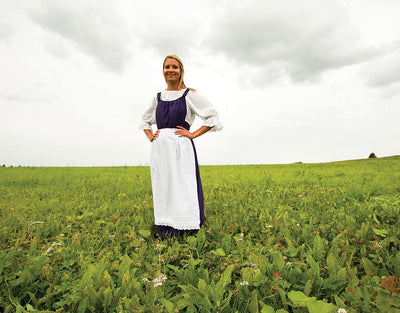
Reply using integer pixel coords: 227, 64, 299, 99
1, 0, 399, 166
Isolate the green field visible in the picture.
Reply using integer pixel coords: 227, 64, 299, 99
1, 157, 400, 313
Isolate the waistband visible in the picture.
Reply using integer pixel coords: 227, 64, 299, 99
158, 128, 178, 133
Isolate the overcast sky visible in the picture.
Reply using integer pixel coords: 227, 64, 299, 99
1, 0, 399, 166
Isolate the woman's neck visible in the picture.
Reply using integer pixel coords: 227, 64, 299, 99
166, 82, 185, 91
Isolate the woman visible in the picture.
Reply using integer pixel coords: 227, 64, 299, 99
139, 55, 222, 238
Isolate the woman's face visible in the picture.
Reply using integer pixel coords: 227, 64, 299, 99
163, 58, 181, 84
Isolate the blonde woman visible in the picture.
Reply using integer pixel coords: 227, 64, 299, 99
139, 55, 222, 238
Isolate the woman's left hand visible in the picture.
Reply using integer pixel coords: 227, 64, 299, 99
175, 126, 194, 139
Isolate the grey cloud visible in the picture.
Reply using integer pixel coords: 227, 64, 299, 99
30, 1, 131, 72
0, 89, 54, 104
140, 32, 199, 58
363, 41, 400, 88
0, 23, 13, 40
205, 0, 381, 84
132, 5, 204, 58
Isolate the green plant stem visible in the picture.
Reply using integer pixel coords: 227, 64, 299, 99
3, 276, 27, 312
387, 292, 392, 313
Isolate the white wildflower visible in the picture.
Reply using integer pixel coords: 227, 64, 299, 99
44, 242, 62, 256
375, 242, 383, 249
142, 278, 150, 283
244, 262, 258, 269
240, 281, 249, 286
152, 274, 167, 288
28, 221, 44, 226
237, 233, 244, 241
337, 309, 347, 313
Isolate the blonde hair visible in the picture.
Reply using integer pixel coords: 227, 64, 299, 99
163, 55, 195, 91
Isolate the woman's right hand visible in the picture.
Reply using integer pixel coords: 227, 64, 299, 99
151, 130, 160, 142
144, 129, 159, 142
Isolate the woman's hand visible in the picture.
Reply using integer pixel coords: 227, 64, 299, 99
175, 126, 194, 139
175, 125, 212, 139
144, 129, 159, 142
152, 130, 160, 141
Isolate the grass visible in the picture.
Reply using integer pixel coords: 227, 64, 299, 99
0, 156, 400, 312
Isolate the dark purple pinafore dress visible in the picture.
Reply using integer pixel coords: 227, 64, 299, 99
152, 89, 205, 238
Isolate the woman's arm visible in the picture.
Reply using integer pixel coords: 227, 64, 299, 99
186, 91, 223, 132
174, 126, 212, 140
144, 129, 160, 142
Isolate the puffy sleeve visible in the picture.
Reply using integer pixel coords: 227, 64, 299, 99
186, 91, 223, 132
138, 96, 157, 130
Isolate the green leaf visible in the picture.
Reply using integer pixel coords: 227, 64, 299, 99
307, 300, 337, 313
260, 305, 275, 313
288, 291, 315, 307
198, 278, 207, 294
138, 229, 151, 238
304, 279, 313, 296
176, 297, 191, 310
213, 248, 226, 256
313, 234, 325, 262
306, 255, 320, 276
103, 287, 113, 309
362, 257, 377, 276
337, 268, 347, 281
373, 228, 388, 237
188, 258, 202, 267
272, 251, 285, 271
186, 236, 197, 246
326, 252, 339, 273
219, 264, 235, 286
276, 310, 289, 313
214, 264, 235, 302
248, 289, 259, 313
334, 295, 346, 307
161, 298, 175, 313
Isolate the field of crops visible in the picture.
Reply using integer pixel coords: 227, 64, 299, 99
1, 156, 400, 313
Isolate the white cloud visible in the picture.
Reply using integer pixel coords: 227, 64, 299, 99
29, 0, 132, 72
0, 23, 13, 40
127, 0, 215, 58
362, 41, 400, 88
206, 0, 381, 85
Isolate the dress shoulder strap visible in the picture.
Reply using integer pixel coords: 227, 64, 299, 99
157, 92, 161, 101
182, 88, 190, 97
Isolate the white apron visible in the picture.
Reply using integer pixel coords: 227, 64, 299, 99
150, 128, 200, 230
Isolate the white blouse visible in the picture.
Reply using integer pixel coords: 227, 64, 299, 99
139, 89, 223, 132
